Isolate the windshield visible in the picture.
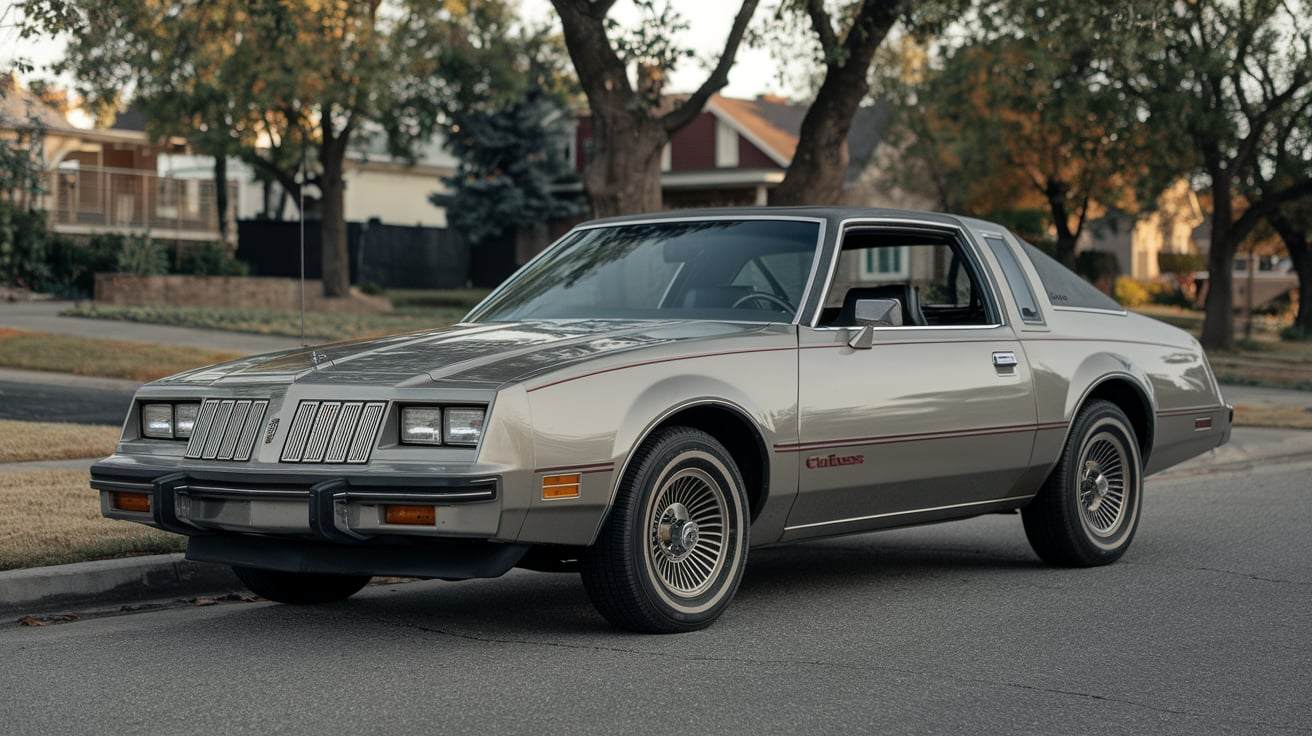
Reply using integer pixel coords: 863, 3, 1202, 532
466, 219, 822, 323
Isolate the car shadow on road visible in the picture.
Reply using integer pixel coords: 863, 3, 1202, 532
234, 523, 1049, 638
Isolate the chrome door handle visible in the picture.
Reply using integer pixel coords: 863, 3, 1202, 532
992, 351, 1018, 367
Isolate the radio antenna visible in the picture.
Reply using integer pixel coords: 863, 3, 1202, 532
298, 136, 307, 347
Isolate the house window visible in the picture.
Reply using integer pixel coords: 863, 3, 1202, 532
857, 246, 909, 280
715, 120, 739, 168
661, 143, 672, 172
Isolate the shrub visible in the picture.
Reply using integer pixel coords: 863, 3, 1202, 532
173, 242, 251, 276
0, 202, 50, 290
44, 233, 120, 298
116, 234, 168, 276
1279, 324, 1309, 341
1157, 252, 1207, 275
1113, 277, 1151, 307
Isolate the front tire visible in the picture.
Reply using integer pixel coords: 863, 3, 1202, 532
1023, 400, 1143, 566
232, 566, 371, 604
581, 427, 750, 633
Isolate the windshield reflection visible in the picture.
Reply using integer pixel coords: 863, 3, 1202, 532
467, 219, 822, 324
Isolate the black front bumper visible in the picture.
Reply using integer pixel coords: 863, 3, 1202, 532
91, 463, 527, 580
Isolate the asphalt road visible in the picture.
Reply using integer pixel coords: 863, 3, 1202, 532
2, 460, 1309, 735
0, 378, 136, 425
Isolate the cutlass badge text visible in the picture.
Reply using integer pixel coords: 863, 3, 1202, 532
805, 453, 865, 469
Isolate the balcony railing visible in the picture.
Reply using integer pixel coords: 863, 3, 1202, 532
44, 166, 236, 242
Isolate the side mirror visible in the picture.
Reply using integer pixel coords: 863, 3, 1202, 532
848, 298, 903, 350
854, 298, 904, 327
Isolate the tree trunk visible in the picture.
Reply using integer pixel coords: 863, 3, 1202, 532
319, 132, 350, 298
584, 113, 667, 217
1200, 191, 1236, 351
1046, 180, 1079, 268
552, 0, 758, 217
1269, 211, 1311, 335
769, 0, 899, 206
214, 155, 229, 245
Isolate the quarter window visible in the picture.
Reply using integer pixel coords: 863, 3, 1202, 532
982, 234, 1044, 325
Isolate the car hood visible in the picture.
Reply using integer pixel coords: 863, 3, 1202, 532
155, 320, 783, 389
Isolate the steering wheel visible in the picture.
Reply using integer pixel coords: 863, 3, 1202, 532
731, 292, 794, 312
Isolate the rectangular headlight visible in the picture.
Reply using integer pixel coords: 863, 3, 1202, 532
401, 407, 443, 445
444, 408, 485, 446
175, 403, 200, 438
142, 404, 175, 439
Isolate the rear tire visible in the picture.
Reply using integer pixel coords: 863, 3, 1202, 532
232, 566, 371, 604
1023, 400, 1143, 566
581, 427, 749, 634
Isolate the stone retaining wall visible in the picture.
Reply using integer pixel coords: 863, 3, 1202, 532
93, 274, 392, 314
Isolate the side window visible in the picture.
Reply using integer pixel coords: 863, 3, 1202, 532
857, 246, 908, 280
820, 230, 993, 327
982, 234, 1044, 325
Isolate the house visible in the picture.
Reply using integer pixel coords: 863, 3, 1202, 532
1076, 180, 1207, 279
572, 94, 903, 210
1, 74, 231, 243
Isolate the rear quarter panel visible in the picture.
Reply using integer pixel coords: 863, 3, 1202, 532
1022, 309, 1229, 477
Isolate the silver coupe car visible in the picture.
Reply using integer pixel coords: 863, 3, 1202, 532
92, 207, 1232, 633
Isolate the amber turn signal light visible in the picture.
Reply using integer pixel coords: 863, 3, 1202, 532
384, 505, 436, 525
112, 492, 151, 513
542, 473, 581, 500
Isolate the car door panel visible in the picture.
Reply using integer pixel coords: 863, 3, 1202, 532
782, 325, 1037, 539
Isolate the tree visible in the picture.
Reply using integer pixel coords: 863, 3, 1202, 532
20, 0, 522, 298
434, 90, 581, 246
1256, 99, 1312, 336
763, 1, 903, 206
550, 0, 760, 217
879, 0, 1151, 266
1133, 0, 1312, 351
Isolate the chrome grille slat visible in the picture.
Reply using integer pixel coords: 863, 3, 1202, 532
302, 401, 342, 462
325, 402, 364, 463
281, 400, 385, 464
201, 400, 235, 459
281, 401, 320, 462
348, 403, 386, 464
216, 400, 251, 459
233, 401, 268, 461
184, 400, 221, 458
184, 399, 270, 462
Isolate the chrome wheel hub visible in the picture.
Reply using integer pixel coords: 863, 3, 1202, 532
658, 503, 701, 557
1078, 432, 1128, 536
646, 467, 728, 598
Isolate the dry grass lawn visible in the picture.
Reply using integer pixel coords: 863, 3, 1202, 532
0, 328, 240, 382
0, 470, 184, 571
0, 419, 120, 463
1233, 405, 1312, 430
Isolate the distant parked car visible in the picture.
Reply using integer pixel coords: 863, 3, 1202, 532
92, 207, 1232, 633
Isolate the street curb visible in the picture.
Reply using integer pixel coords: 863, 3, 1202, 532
0, 554, 245, 619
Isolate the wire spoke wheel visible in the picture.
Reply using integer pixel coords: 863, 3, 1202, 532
645, 468, 729, 599
1023, 399, 1143, 567
1077, 431, 1129, 537
580, 426, 749, 634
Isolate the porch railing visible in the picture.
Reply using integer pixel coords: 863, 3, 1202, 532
44, 166, 236, 242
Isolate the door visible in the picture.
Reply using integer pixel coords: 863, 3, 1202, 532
781, 225, 1038, 539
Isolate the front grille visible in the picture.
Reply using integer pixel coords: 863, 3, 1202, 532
185, 399, 269, 461
280, 400, 386, 464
